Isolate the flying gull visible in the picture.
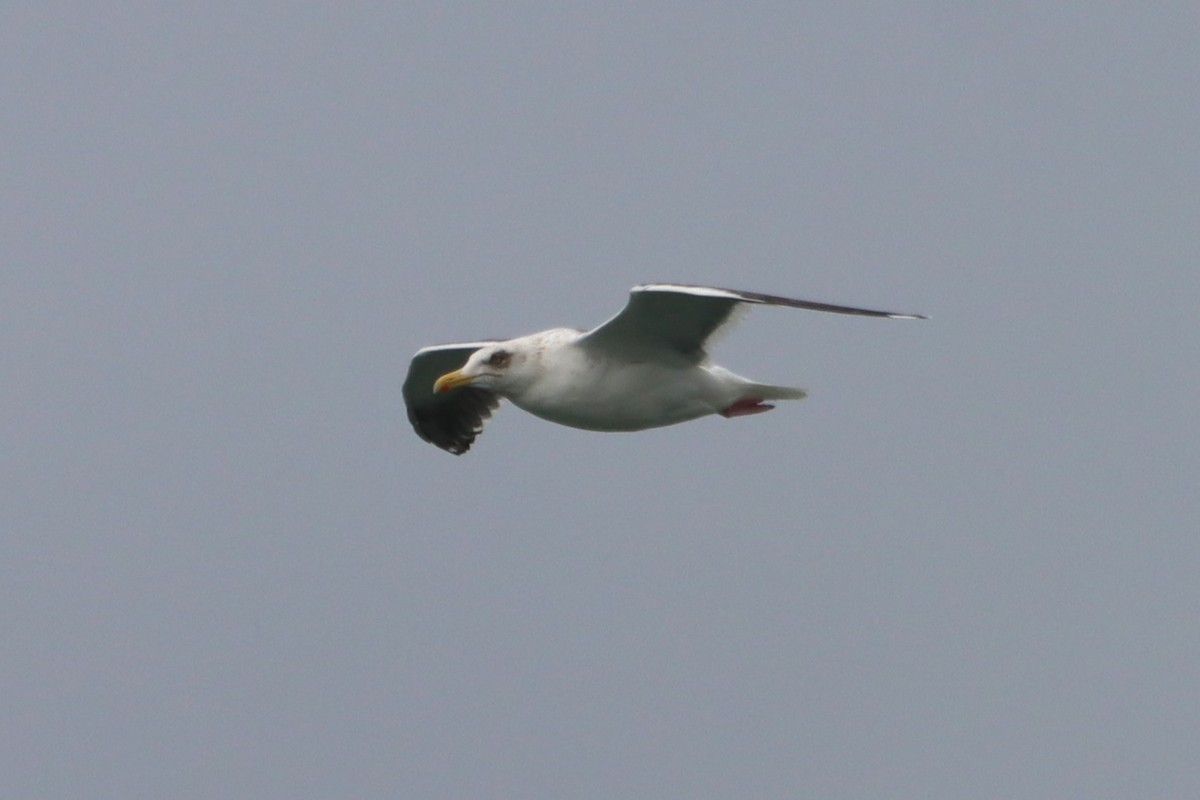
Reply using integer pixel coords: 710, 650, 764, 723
404, 283, 925, 454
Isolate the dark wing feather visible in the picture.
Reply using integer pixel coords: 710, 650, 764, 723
403, 342, 501, 455
705, 285, 927, 319
580, 283, 924, 362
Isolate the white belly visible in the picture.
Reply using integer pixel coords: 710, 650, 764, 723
510, 359, 728, 432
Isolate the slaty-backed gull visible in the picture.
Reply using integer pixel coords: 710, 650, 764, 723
404, 283, 924, 454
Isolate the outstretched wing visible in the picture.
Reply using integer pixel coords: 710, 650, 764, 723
403, 342, 501, 455
580, 283, 925, 362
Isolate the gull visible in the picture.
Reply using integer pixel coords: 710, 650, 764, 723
403, 283, 924, 454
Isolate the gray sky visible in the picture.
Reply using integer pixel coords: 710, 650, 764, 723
4, 4, 1198, 798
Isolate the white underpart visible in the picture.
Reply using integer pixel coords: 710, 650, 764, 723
498, 331, 802, 432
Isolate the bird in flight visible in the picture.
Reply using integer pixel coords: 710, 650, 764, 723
403, 283, 925, 454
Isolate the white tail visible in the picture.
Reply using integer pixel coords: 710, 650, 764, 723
749, 382, 807, 401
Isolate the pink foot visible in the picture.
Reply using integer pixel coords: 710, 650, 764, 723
719, 398, 775, 418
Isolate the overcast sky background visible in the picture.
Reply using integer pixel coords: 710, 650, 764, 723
4, 4, 1199, 798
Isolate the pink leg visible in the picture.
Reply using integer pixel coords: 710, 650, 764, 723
719, 397, 775, 418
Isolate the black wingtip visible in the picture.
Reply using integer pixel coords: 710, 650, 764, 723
407, 386, 498, 455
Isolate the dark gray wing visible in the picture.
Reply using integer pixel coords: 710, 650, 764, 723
403, 342, 501, 455
580, 283, 925, 361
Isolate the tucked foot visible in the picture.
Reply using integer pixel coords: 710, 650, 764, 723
719, 398, 775, 418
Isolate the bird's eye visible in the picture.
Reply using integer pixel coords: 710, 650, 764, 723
486, 350, 510, 368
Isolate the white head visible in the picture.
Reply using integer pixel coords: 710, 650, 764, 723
432, 341, 532, 397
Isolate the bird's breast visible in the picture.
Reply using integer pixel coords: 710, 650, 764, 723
507, 357, 721, 432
